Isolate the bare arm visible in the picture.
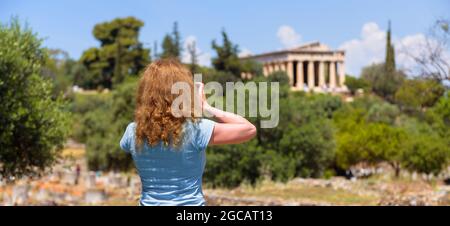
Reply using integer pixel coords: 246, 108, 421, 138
196, 82, 257, 145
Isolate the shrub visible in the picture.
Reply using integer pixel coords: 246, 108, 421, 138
0, 19, 70, 179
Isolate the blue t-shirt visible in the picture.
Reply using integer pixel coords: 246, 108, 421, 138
119, 119, 215, 206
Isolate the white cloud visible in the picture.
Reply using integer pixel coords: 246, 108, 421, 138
238, 48, 252, 57
395, 33, 428, 72
277, 25, 301, 48
181, 35, 211, 66
340, 22, 450, 76
396, 33, 450, 75
339, 22, 386, 76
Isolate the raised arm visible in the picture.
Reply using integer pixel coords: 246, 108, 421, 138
196, 82, 257, 145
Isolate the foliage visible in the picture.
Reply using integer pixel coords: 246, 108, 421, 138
266, 71, 290, 87
334, 94, 449, 177
240, 59, 263, 77
41, 49, 76, 97
344, 74, 369, 95
334, 101, 406, 175
361, 63, 405, 102
211, 30, 242, 77
260, 71, 291, 98
205, 90, 340, 187
80, 17, 150, 89
70, 92, 111, 143
385, 21, 396, 81
204, 140, 266, 187
394, 78, 445, 113
366, 101, 400, 125
402, 133, 449, 176
161, 22, 182, 60
202, 70, 241, 89
426, 92, 450, 141
186, 39, 199, 73
0, 19, 70, 179
72, 79, 137, 171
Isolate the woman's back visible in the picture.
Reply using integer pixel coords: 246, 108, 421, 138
120, 119, 215, 206
119, 59, 256, 206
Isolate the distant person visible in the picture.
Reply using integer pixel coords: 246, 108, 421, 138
119, 59, 256, 206
75, 164, 81, 185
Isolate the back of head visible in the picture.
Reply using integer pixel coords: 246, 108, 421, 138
135, 58, 196, 149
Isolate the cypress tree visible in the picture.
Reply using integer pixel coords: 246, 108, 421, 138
385, 20, 396, 76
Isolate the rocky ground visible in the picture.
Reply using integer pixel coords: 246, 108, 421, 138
0, 145, 449, 206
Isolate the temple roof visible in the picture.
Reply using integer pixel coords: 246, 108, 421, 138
288, 41, 331, 51
240, 41, 344, 59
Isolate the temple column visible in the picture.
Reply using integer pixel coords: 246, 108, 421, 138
286, 61, 294, 86
269, 63, 275, 74
263, 64, 268, 76
275, 62, 281, 72
296, 61, 304, 90
319, 61, 325, 88
308, 61, 314, 90
280, 62, 286, 72
339, 62, 345, 87
329, 61, 336, 89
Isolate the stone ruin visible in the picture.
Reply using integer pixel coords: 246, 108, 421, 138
85, 171, 96, 188
11, 184, 30, 205
84, 188, 107, 204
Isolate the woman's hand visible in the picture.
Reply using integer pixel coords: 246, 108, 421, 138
195, 82, 210, 111
194, 82, 257, 145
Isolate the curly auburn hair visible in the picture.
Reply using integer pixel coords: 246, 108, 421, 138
135, 58, 197, 149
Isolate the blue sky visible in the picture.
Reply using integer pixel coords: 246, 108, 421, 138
1, 0, 449, 75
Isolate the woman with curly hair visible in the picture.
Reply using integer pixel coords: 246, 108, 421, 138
119, 59, 256, 206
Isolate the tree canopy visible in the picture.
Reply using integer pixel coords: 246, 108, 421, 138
160, 22, 182, 60
0, 19, 70, 179
211, 30, 242, 77
80, 17, 150, 89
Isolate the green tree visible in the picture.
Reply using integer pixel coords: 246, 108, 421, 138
426, 93, 450, 141
211, 30, 242, 77
161, 22, 182, 59
335, 121, 407, 177
385, 21, 396, 80
205, 140, 265, 187
81, 79, 137, 171
394, 79, 445, 113
204, 86, 339, 187
334, 97, 407, 177
0, 19, 70, 179
240, 59, 263, 78
366, 101, 400, 125
402, 134, 449, 176
186, 40, 199, 73
279, 119, 335, 178
398, 117, 450, 177
344, 74, 369, 95
41, 49, 91, 99
361, 63, 405, 102
260, 71, 290, 98
80, 17, 150, 89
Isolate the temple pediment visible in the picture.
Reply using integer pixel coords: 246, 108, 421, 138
289, 41, 331, 52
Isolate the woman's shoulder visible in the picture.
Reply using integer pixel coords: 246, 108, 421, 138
120, 122, 137, 153
127, 122, 137, 130
123, 122, 138, 141
184, 118, 216, 151
185, 118, 215, 131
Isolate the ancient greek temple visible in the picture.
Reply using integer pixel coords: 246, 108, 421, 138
241, 42, 348, 93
